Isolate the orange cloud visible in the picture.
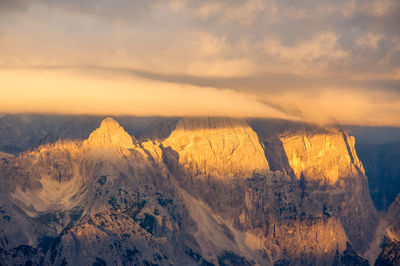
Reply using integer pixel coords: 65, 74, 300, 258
261, 88, 400, 126
1, 68, 399, 127
0, 0, 399, 126
0, 68, 293, 119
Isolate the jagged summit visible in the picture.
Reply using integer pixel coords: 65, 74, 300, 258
84, 117, 135, 149
0, 116, 384, 265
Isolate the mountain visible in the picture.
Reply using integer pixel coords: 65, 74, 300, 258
375, 193, 400, 265
344, 125, 400, 211
355, 143, 400, 211
163, 117, 269, 178
0, 116, 396, 265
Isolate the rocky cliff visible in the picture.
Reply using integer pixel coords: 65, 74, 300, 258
375, 193, 400, 265
162, 117, 269, 179
0, 117, 382, 265
356, 143, 400, 211
280, 129, 364, 183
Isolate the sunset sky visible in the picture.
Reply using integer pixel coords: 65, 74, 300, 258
1, 0, 399, 126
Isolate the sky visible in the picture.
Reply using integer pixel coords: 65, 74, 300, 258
0, 0, 399, 126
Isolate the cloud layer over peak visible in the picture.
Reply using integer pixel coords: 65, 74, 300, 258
0, 0, 399, 125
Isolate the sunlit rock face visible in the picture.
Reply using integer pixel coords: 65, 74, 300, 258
83, 117, 137, 155
280, 128, 364, 183
0, 117, 384, 265
0, 117, 268, 265
7, 118, 152, 218
270, 126, 377, 256
163, 117, 269, 178
247, 119, 378, 262
9, 141, 84, 214
0, 119, 160, 254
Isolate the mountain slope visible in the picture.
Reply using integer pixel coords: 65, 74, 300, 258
0, 117, 381, 265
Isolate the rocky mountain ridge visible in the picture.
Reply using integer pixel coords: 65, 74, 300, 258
162, 117, 269, 179
0, 116, 394, 265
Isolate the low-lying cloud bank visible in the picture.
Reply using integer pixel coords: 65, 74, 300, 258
0, 0, 399, 126
1, 68, 399, 126
0, 68, 293, 119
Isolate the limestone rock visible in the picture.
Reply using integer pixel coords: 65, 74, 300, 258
280, 128, 364, 183
386, 193, 400, 242
0, 116, 383, 265
83, 117, 136, 154
163, 117, 269, 178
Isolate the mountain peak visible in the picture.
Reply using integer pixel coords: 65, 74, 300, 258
84, 117, 135, 149
100, 117, 120, 128
163, 117, 269, 178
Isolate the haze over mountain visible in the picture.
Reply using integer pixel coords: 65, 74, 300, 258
0, 114, 399, 265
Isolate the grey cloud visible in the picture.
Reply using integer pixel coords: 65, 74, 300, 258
0, 0, 156, 21
0, 0, 399, 119
177, 0, 400, 73
30, 65, 398, 97
132, 70, 400, 96
41, 0, 154, 21
0, 0, 29, 14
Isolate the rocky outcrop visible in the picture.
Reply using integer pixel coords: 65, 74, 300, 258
280, 129, 364, 183
163, 117, 269, 179
277, 128, 377, 255
0, 117, 381, 265
378, 192, 400, 265
375, 238, 400, 265
0, 118, 271, 265
84, 117, 136, 149
250, 120, 378, 253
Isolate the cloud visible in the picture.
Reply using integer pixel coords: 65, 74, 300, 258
0, 0, 156, 20
263, 33, 348, 72
356, 33, 383, 50
1, 66, 399, 126
0, 0, 28, 14
174, 0, 266, 25
0, 0, 399, 126
260, 88, 400, 126
358, 0, 397, 17
0, 68, 294, 119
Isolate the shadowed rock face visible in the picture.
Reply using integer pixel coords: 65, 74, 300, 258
344, 125, 400, 212
356, 143, 400, 211
384, 193, 400, 242
374, 194, 400, 265
0, 116, 383, 265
